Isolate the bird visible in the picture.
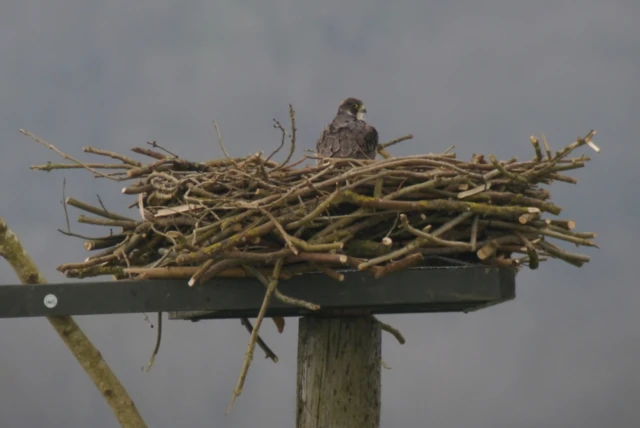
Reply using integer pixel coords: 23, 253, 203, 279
315, 97, 379, 160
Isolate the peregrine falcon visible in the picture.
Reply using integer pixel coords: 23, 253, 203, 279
316, 97, 379, 160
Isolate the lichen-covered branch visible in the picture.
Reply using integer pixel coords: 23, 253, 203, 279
0, 217, 147, 428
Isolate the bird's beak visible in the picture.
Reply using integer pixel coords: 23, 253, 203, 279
356, 105, 367, 120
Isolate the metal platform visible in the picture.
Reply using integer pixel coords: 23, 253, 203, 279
0, 266, 516, 320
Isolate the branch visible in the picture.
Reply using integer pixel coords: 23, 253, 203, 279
372, 315, 406, 344
66, 197, 136, 222
240, 318, 279, 363
213, 121, 236, 164
379, 134, 414, 149
142, 312, 162, 373
20, 129, 118, 180
31, 162, 133, 171
227, 258, 285, 413
82, 146, 143, 166
0, 216, 147, 428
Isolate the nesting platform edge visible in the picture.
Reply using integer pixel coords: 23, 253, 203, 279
0, 266, 517, 319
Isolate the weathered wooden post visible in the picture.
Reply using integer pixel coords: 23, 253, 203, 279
297, 316, 381, 428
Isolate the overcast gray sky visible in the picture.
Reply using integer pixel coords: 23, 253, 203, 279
1, 0, 639, 427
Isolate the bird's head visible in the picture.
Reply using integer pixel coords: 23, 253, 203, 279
337, 97, 367, 120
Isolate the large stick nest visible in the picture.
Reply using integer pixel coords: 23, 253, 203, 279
25, 123, 600, 284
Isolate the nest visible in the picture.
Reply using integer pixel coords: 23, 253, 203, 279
28, 132, 600, 282
22, 111, 600, 409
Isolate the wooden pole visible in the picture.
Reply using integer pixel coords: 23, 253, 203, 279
296, 315, 381, 428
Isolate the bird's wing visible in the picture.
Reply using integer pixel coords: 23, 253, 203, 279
315, 123, 336, 158
358, 121, 379, 159
316, 116, 379, 159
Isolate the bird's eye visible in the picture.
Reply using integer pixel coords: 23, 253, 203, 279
353, 104, 359, 109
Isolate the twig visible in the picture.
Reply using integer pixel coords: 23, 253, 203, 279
223, 249, 292, 263
400, 216, 473, 249
57, 229, 120, 241
188, 259, 216, 286
143, 312, 162, 373
269, 105, 297, 171
479, 219, 598, 247
372, 253, 423, 279
530, 136, 543, 161
240, 318, 279, 362
60, 178, 71, 232
489, 154, 529, 184
83, 146, 142, 166
258, 208, 299, 255
442, 144, 456, 155
357, 212, 474, 270
266, 119, 287, 162
77, 215, 138, 229
286, 189, 340, 229
477, 239, 500, 260
341, 190, 538, 218
546, 219, 576, 230
541, 133, 552, 160
192, 259, 244, 286
131, 147, 167, 160
31, 162, 133, 171
372, 315, 406, 345
429, 212, 476, 236
96, 194, 109, 215
379, 134, 414, 149
227, 258, 285, 414
357, 235, 427, 271
315, 265, 345, 281
213, 121, 235, 163
514, 231, 539, 269
66, 197, 136, 222
20, 129, 118, 180
243, 265, 320, 311
377, 147, 393, 159
123, 266, 279, 279
470, 215, 479, 251
291, 252, 348, 265
84, 235, 127, 251
538, 240, 590, 267
147, 140, 178, 158
282, 104, 297, 167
